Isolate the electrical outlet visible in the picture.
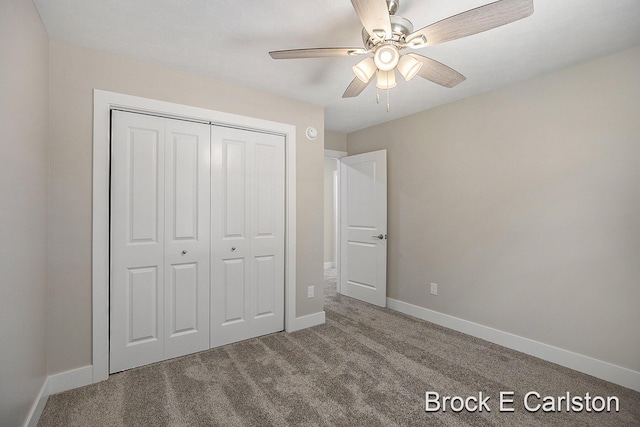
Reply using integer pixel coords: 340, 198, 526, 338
307, 286, 314, 298
430, 283, 438, 295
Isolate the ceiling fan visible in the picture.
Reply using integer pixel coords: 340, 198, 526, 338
269, 0, 534, 101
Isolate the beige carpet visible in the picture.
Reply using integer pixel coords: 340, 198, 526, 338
38, 269, 639, 426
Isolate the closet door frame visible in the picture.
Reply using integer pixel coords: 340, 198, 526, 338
92, 90, 303, 383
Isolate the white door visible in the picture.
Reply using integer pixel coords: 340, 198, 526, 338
110, 111, 210, 373
163, 119, 211, 360
210, 126, 285, 347
340, 150, 387, 307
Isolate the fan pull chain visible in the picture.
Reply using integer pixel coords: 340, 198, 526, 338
386, 88, 390, 112
385, 70, 390, 112
375, 70, 391, 112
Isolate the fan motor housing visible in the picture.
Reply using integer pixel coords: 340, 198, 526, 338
362, 15, 414, 48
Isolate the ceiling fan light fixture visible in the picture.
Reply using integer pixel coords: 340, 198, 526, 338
376, 69, 397, 89
353, 57, 377, 83
269, 0, 534, 103
373, 44, 400, 71
397, 54, 422, 81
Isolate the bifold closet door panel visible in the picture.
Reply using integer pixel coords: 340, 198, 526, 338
250, 140, 285, 338
110, 112, 166, 373
210, 126, 285, 348
163, 119, 211, 360
110, 111, 211, 373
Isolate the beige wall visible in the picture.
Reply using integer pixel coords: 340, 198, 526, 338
348, 46, 640, 372
324, 159, 338, 264
48, 41, 325, 374
325, 130, 348, 152
0, 0, 50, 424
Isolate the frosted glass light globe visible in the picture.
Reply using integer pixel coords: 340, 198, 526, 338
374, 45, 400, 71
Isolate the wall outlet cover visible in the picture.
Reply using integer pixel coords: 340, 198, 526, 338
430, 283, 438, 295
308, 286, 315, 298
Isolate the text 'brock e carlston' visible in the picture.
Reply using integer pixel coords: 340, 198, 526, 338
425, 391, 620, 413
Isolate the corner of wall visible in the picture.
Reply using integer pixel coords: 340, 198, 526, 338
24, 365, 94, 426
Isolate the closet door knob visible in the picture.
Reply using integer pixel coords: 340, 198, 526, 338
231, 247, 236, 252
181, 250, 187, 255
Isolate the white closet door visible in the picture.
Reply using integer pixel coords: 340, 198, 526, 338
110, 111, 210, 373
111, 112, 166, 373
210, 126, 285, 347
163, 119, 211, 360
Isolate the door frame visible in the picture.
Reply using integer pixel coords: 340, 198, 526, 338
324, 150, 346, 292
92, 90, 297, 382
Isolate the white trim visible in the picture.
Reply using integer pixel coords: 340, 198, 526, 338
48, 366, 93, 394
387, 298, 640, 392
324, 150, 344, 290
24, 366, 94, 427
334, 163, 341, 293
284, 121, 297, 336
323, 149, 347, 159
25, 380, 48, 427
324, 262, 335, 269
93, 89, 297, 383
288, 311, 326, 332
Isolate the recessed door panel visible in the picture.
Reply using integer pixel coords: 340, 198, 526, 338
127, 266, 160, 344
255, 255, 275, 318
168, 263, 198, 335
172, 134, 198, 240
346, 161, 377, 230
222, 258, 246, 324
255, 144, 276, 237
223, 141, 246, 239
345, 242, 377, 290
129, 129, 160, 243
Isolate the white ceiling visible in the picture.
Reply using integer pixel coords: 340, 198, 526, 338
33, 0, 640, 133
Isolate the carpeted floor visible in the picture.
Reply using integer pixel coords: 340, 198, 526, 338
38, 269, 639, 426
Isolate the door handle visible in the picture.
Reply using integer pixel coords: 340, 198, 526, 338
372, 234, 384, 240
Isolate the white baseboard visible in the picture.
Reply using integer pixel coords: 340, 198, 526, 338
324, 262, 335, 269
288, 311, 326, 332
25, 379, 48, 427
25, 365, 94, 427
387, 298, 640, 392
48, 365, 93, 394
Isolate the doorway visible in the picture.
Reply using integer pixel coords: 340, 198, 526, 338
324, 150, 347, 293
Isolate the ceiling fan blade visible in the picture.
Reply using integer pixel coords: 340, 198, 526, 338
407, 54, 466, 88
342, 76, 372, 98
351, 0, 392, 40
269, 47, 367, 59
407, 0, 533, 47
